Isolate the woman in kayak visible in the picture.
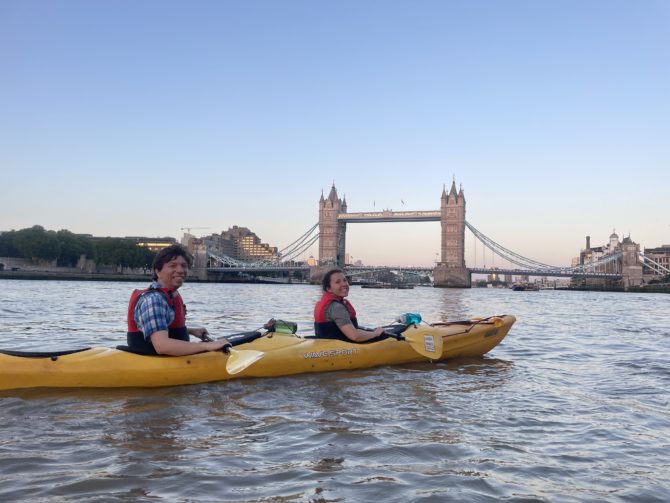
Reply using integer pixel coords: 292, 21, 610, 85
313, 268, 386, 342
127, 244, 231, 355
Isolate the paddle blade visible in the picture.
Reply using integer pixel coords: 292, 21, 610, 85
404, 331, 443, 359
225, 348, 264, 375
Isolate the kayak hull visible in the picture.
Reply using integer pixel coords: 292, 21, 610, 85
0, 315, 515, 390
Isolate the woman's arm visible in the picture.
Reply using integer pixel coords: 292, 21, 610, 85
327, 302, 385, 342
338, 323, 385, 342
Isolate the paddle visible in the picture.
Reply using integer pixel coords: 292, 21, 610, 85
383, 313, 443, 359
202, 334, 264, 375
383, 328, 444, 359
202, 319, 295, 374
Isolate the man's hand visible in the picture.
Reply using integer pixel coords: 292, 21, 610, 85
203, 337, 232, 353
188, 327, 209, 340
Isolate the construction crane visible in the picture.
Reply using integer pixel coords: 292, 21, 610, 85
180, 226, 211, 234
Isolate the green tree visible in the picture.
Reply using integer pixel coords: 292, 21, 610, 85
93, 238, 155, 268
128, 244, 155, 269
93, 238, 126, 266
13, 225, 60, 261
56, 230, 94, 267
0, 230, 20, 257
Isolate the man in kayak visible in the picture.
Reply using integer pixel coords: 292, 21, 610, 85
314, 268, 386, 342
127, 244, 230, 355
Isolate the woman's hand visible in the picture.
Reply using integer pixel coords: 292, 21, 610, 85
340, 324, 385, 342
372, 327, 385, 337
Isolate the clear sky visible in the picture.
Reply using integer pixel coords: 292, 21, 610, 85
2, 0, 669, 268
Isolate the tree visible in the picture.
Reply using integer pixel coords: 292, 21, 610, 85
12, 225, 61, 261
56, 230, 94, 267
0, 230, 19, 257
93, 238, 155, 268
2, 225, 161, 270
128, 243, 155, 269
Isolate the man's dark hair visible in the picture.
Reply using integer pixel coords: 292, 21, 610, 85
152, 244, 193, 280
321, 268, 344, 291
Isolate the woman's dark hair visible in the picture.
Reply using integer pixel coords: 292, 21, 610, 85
152, 244, 193, 280
321, 268, 344, 291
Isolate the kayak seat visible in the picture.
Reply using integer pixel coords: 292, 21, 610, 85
0, 348, 91, 358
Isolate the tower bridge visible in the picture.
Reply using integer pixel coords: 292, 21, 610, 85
318, 181, 468, 287
196, 181, 667, 290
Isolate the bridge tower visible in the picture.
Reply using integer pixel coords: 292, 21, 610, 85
318, 184, 347, 266
434, 180, 471, 287
620, 235, 643, 289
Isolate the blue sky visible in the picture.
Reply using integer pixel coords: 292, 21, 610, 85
2, 0, 669, 267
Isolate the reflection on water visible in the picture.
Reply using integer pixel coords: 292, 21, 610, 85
1, 280, 669, 502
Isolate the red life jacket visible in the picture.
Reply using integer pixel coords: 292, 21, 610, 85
127, 286, 188, 354
313, 291, 358, 339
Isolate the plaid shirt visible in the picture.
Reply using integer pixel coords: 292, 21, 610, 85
134, 281, 177, 341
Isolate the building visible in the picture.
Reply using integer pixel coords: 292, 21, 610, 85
577, 231, 643, 288
642, 244, 670, 278
207, 226, 278, 262
579, 232, 621, 274
126, 236, 177, 252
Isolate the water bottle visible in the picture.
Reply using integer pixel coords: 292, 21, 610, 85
396, 313, 422, 326
273, 319, 298, 334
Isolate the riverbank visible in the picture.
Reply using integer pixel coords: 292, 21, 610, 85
1, 270, 667, 292
0, 270, 302, 284
628, 283, 670, 293
0, 270, 152, 282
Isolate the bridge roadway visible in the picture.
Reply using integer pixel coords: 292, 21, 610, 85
207, 264, 621, 279
206, 265, 432, 274
470, 267, 622, 279
207, 265, 309, 273
338, 210, 440, 223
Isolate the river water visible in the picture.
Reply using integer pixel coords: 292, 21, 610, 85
0, 279, 668, 502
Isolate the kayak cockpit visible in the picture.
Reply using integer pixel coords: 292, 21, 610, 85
116, 329, 265, 356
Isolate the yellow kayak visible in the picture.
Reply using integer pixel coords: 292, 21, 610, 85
0, 315, 515, 390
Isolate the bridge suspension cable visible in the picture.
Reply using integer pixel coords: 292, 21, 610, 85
639, 253, 670, 275
276, 223, 319, 262
204, 223, 319, 269
465, 221, 623, 275
465, 221, 561, 270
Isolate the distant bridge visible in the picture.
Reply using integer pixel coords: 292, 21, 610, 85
197, 183, 669, 287
200, 221, 666, 282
